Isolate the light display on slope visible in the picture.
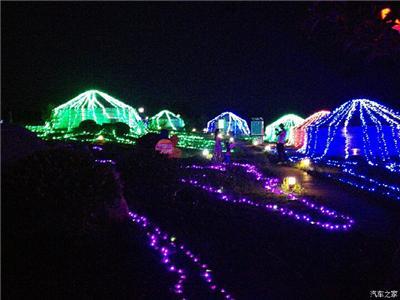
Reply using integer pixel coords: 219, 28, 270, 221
182, 163, 354, 231
148, 110, 185, 131
206, 112, 250, 136
264, 114, 304, 145
305, 99, 400, 163
293, 110, 330, 149
49, 90, 146, 135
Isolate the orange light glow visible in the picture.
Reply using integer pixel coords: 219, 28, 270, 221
381, 8, 391, 20
395, 19, 400, 25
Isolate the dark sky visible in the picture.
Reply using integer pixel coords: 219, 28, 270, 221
2, 2, 400, 127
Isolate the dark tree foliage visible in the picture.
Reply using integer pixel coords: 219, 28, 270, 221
305, 2, 400, 63
78, 119, 102, 133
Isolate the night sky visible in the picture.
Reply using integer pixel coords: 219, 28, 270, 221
2, 2, 400, 127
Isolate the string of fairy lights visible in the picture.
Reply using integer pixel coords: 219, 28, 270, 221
182, 163, 355, 231
207, 112, 251, 136
95, 159, 234, 299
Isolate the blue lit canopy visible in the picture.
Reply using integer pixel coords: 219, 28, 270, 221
207, 112, 250, 136
305, 99, 400, 163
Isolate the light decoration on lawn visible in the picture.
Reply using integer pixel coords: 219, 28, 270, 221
182, 163, 355, 231
49, 90, 146, 135
293, 110, 330, 149
305, 99, 400, 163
289, 155, 400, 201
93, 159, 233, 298
148, 110, 185, 131
207, 112, 250, 136
175, 132, 215, 150
128, 210, 234, 298
264, 114, 304, 145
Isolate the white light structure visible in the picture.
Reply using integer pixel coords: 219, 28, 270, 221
305, 99, 400, 163
206, 112, 250, 136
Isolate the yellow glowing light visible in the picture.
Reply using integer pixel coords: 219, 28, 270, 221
299, 158, 311, 168
381, 8, 391, 20
286, 176, 297, 186
97, 135, 105, 141
252, 140, 259, 146
202, 149, 210, 156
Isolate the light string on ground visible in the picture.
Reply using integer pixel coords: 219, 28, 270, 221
182, 163, 355, 231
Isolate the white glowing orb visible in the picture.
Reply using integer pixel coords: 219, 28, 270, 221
229, 137, 234, 143
286, 176, 297, 186
192, 128, 197, 132
351, 148, 360, 156
138, 107, 145, 113
252, 140, 259, 146
202, 149, 210, 156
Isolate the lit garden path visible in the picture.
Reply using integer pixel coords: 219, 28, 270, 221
237, 143, 400, 239
119, 144, 400, 299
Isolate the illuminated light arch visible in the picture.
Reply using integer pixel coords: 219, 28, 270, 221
305, 99, 400, 163
293, 110, 330, 149
148, 110, 185, 131
50, 90, 146, 135
264, 114, 305, 145
206, 112, 250, 136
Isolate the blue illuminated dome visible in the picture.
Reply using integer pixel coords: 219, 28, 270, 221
207, 112, 250, 136
305, 99, 400, 163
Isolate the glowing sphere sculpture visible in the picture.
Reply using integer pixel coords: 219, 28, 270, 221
206, 112, 250, 136
293, 110, 330, 149
264, 114, 304, 145
148, 110, 185, 131
305, 99, 400, 162
49, 90, 146, 134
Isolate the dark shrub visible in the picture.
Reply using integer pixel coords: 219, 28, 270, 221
114, 122, 130, 136
77, 119, 101, 134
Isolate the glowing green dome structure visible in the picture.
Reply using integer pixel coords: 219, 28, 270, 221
148, 110, 185, 131
264, 114, 304, 145
49, 90, 146, 135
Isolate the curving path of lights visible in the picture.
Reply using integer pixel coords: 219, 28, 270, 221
128, 210, 234, 299
182, 162, 355, 232
95, 159, 234, 299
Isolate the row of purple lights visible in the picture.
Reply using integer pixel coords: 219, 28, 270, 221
94, 158, 233, 299
182, 162, 355, 231
128, 210, 233, 299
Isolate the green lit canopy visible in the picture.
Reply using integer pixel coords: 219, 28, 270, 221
264, 114, 304, 145
148, 110, 185, 131
49, 90, 146, 135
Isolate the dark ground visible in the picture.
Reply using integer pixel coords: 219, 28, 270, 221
3, 138, 400, 300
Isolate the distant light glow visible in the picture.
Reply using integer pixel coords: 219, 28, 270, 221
293, 110, 330, 149
149, 110, 185, 131
207, 112, 250, 136
381, 7, 391, 20
264, 114, 304, 145
138, 107, 145, 113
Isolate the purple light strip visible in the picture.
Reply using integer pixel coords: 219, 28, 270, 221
95, 159, 116, 165
182, 163, 355, 231
128, 210, 233, 299
93, 160, 233, 298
